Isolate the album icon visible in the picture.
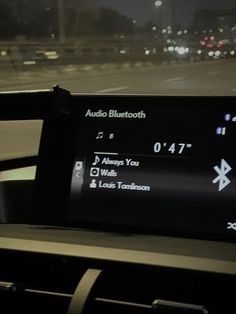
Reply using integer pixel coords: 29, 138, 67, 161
90, 167, 100, 177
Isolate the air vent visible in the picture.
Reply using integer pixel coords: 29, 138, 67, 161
93, 298, 207, 314
0, 280, 72, 314
0, 250, 93, 314
0, 269, 103, 314
78, 267, 236, 314
1, 249, 235, 313
81, 270, 209, 314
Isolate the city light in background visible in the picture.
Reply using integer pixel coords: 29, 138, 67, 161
154, 1, 162, 8
0, 0, 235, 67
0, 0, 236, 97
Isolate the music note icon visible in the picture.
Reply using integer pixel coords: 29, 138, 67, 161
96, 131, 104, 139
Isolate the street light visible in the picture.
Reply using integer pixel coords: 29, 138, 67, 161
57, 0, 65, 43
154, 0, 162, 7
154, 0, 163, 29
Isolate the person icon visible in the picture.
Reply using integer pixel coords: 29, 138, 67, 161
89, 179, 97, 189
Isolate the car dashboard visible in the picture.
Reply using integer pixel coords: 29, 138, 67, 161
0, 87, 236, 314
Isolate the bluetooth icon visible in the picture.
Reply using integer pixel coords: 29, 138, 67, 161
212, 159, 232, 191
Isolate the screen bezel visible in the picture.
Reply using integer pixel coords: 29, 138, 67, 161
35, 94, 236, 242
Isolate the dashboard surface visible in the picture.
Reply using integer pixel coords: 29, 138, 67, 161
0, 224, 235, 275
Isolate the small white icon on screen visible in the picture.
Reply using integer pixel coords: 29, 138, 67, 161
93, 156, 100, 166
216, 127, 226, 136
224, 114, 231, 121
75, 161, 83, 171
89, 179, 97, 189
212, 159, 232, 191
75, 161, 83, 178
109, 133, 114, 140
227, 222, 236, 231
232, 116, 236, 122
96, 131, 104, 139
90, 167, 100, 177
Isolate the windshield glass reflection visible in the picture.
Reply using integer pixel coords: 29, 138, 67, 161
0, 0, 235, 95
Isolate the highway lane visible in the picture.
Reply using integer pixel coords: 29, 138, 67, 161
0, 58, 236, 172
67, 59, 236, 95
0, 59, 236, 95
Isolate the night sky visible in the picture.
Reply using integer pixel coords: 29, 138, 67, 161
82, 0, 235, 26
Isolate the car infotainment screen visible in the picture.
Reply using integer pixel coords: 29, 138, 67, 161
68, 96, 236, 240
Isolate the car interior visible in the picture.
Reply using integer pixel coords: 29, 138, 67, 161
0, 1, 236, 314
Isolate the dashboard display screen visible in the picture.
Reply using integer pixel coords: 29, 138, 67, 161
69, 97, 236, 240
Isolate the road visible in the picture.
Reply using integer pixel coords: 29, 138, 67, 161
0, 58, 236, 166
1, 58, 236, 95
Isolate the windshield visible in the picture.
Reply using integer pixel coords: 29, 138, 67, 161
0, 0, 235, 95
1, 0, 236, 175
